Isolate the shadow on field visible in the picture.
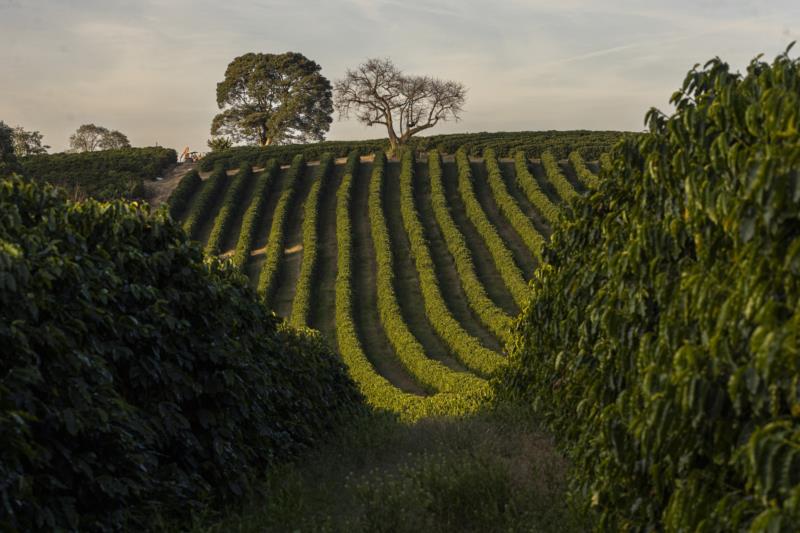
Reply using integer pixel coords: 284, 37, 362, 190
186, 402, 588, 533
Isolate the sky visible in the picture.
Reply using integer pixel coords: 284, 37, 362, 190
1, 0, 798, 153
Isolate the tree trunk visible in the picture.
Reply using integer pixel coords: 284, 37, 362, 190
387, 127, 399, 157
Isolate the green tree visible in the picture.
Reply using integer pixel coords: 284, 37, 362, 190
211, 52, 333, 147
69, 124, 130, 152
0, 121, 21, 176
11, 126, 49, 157
207, 136, 233, 152
99, 129, 130, 150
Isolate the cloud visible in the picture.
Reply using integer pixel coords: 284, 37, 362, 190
1, 0, 798, 151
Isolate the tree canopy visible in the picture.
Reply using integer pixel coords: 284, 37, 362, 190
211, 52, 333, 147
69, 124, 131, 152
11, 126, 49, 157
334, 58, 467, 153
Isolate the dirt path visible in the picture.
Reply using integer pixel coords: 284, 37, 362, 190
383, 160, 469, 373
528, 159, 562, 205
244, 168, 289, 286
309, 165, 345, 344
499, 160, 552, 240
218, 170, 260, 256
441, 160, 519, 316
414, 161, 503, 353
559, 160, 587, 195
351, 162, 428, 394
470, 161, 537, 281
272, 165, 317, 319
143, 162, 196, 207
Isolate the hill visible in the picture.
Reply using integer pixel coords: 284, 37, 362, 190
165, 144, 600, 418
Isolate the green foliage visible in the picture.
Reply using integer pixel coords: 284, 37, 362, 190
428, 150, 513, 343
167, 169, 202, 220
514, 150, 561, 226
20, 146, 176, 200
398, 150, 504, 375
483, 148, 545, 261
540, 150, 578, 203
257, 154, 306, 303
231, 160, 279, 269
500, 47, 800, 530
0, 176, 359, 531
290, 152, 334, 328
369, 151, 489, 394
207, 137, 233, 152
204, 163, 253, 256
212, 52, 333, 146
11, 125, 49, 157
0, 121, 21, 176
333, 154, 486, 420
181, 166, 228, 239
455, 148, 528, 307
568, 150, 600, 189
199, 130, 623, 172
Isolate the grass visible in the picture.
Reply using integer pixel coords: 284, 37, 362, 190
185, 402, 588, 533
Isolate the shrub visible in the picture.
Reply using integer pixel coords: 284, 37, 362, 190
232, 160, 279, 269
428, 150, 512, 343
181, 166, 228, 238
167, 169, 202, 220
290, 153, 334, 328
257, 154, 305, 303
199, 131, 626, 172
513, 151, 561, 226
0, 176, 359, 531
333, 154, 485, 420
540, 150, 578, 204
500, 47, 800, 530
204, 163, 253, 256
369, 151, 488, 394
568, 150, 600, 189
398, 150, 504, 375
21, 146, 176, 200
483, 148, 545, 261
455, 149, 528, 307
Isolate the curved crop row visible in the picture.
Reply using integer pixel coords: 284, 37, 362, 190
257, 154, 306, 302
398, 150, 505, 375
167, 169, 202, 220
232, 160, 279, 269
289, 153, 337, 328
204, 163, 253, 256
568, 150, 600, 189
181, 166, 227, 238
455, 149, 528, 307
428, 151, 513, 343
513, 151, 561, 226
370, 151, 487, 393
483, 148, 545, 261
334, 157, 485, 421
541, 150, 578, 203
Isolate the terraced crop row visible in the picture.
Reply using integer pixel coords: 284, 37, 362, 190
171, 148, 597, 417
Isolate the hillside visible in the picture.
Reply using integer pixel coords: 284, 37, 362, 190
164, 146, 596, 417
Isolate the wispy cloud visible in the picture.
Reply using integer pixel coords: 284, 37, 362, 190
0, 0, 797, 151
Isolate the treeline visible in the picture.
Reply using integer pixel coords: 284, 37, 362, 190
200, 130, 627, 171
20, 146, 176, 200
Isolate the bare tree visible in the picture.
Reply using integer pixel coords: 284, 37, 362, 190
334, 58, 466, 154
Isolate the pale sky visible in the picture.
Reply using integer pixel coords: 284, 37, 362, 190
1, 0, 798, 153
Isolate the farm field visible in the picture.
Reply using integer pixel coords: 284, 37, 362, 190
167, 148, 596, 414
